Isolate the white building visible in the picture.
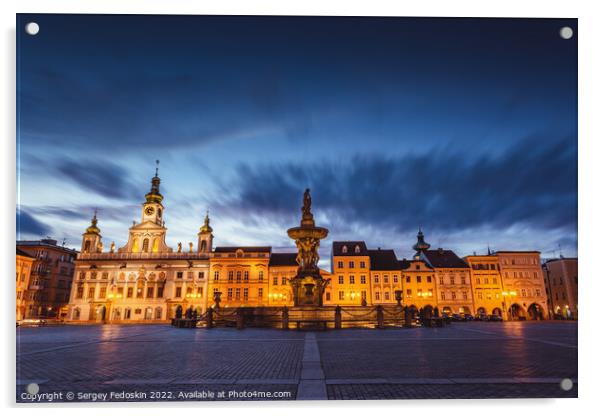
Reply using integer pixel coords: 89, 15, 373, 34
67, 168, 212, 323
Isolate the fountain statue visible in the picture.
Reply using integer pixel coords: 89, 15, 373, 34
287, 188, 330, 306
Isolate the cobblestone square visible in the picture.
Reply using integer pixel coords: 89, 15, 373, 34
16, 321, 577, 402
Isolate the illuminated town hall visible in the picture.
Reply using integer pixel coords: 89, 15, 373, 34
67, 169, 551, 323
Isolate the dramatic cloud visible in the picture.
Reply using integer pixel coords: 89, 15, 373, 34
17, 209, 52, 238
53, 158, 139, 200
214, 134, 577, 235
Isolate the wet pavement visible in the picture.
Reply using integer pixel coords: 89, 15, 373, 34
16, 321, 577, 402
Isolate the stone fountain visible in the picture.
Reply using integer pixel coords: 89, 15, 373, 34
287, 189, 330, 306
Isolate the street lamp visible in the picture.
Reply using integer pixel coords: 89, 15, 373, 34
502, 290, 517, 320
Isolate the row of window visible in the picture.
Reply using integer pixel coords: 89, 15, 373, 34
551, 276, 578, 286
338, 275, 368, 284
504, 271, 539, 279
440, 291, 470, 301
475, 277, 498, 285
335, 260, 367, 269
75, 284, 205, 300
471, 263, 499, 270
332, 290, 368, 301
213, 270, 264, 281
78, 270, 206, 280
501, 257, 538, 265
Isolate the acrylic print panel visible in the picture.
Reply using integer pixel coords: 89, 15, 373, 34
16, 14, 577, 402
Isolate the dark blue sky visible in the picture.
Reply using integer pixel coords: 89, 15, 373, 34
16, 14, 577, 263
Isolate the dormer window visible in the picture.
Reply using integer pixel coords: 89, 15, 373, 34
342, 245, 348, 254
354, 245, 360, 254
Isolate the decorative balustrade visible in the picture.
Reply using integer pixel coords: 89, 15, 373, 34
77, 252, 211, 261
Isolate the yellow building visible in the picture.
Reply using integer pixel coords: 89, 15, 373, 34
543, 257, 578, 319
464, 254, 504, 318
267, 253, 297, 306
420, 247, 474, 316
368, 249, 402, 305
208, 246, 270, 307
496, 251, 548, 320
16, 248, 34, 321
68, 169, 211, 323
329, 242, 371, 305
399, 258, 436, 311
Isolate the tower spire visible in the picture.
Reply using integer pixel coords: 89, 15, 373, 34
412, 227, 430, 254
199, 210, 213, 233
145, 160, 163, 203
86, 209, 101, 235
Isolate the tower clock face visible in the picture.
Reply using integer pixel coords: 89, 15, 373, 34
145, 206, 155, 216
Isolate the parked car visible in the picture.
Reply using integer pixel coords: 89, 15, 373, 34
18, 318, 47, 327
475, 313, 488, 321
463, 313, 475, 321
451, 313, 464, 321
488, 314, 503, 322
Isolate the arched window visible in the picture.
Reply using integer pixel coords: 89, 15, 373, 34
72, 308, 81, 320
354, 245, 360, 253
84, 241, 91, 252
342, 245, 348, 254
200, 240, 207, 252
142, 238, 150, 252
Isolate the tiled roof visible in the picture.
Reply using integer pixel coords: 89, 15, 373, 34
399, 259, 411, 269
269, 253, 298, 267
332, 241, 369, 256
495, 251, 541, 254
422, 249, 469, 269
17, 240, 78, 253
368, 249, 400, 270
400, 259, 434, 270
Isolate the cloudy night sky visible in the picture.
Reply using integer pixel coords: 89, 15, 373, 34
16, 14, 577, 266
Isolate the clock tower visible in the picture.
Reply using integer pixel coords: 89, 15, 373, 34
141, 160, 164, 226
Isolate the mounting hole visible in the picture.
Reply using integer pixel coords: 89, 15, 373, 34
560, 378, 573, 391
26, 383, 39, 395
559, 26, 573, 40
25, 22, 39, 36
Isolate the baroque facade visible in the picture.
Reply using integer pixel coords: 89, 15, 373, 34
67, 170, 211, 322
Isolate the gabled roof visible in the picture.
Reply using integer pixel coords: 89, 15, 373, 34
422, 249, 469, 269
400, 258, 434, 270
269, 253, 298, 267
214, 246, 271, 253
368, 249, 400, 270
332, 241, 369, 256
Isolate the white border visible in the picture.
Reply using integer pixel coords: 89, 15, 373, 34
3, 1, 601, 415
